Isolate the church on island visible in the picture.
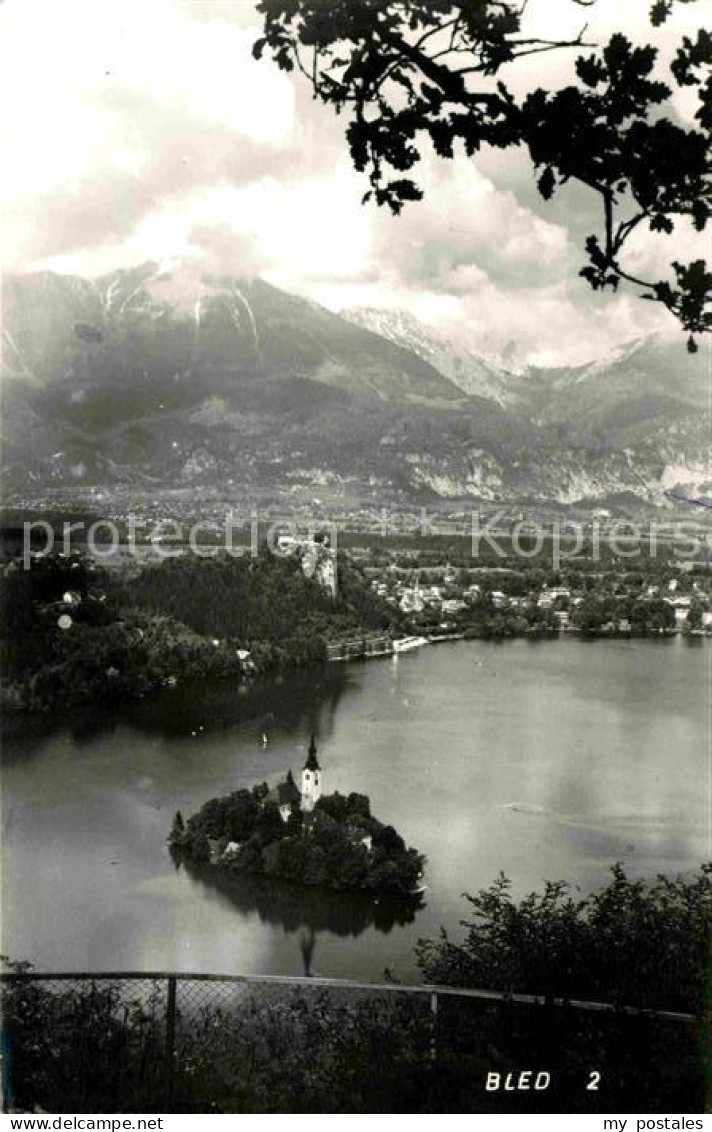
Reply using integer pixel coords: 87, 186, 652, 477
263, 738, 373, 852
265, 735, 323, 822
170, 732, 426, 895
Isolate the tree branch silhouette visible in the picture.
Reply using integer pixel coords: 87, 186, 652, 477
254, 0, 711, 350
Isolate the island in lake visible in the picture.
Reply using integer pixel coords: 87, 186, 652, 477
169, 737, 426, 896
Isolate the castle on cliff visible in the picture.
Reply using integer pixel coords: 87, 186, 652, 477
275, 534, 337, 602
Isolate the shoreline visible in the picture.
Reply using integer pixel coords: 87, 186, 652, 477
3, 630, 708, 722
326, 625, 710, 663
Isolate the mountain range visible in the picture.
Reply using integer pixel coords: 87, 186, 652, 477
2, 264, 709, 514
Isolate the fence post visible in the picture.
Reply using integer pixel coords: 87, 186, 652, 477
165, 976, 177, 1109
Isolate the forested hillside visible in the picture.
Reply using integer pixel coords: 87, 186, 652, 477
124, 550, 400, 644
1, 549, 402, 712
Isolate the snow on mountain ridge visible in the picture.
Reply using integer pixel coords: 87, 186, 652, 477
340, 305, 522, 406
342, 304, 655, 381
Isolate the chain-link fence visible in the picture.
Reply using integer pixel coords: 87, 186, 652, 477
1, 973, 703, 1114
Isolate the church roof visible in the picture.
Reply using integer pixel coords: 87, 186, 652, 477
303, 734, 320, 772
266, 774, 301, 807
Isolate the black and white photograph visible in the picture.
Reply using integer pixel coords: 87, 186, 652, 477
1, 0, 710, 1118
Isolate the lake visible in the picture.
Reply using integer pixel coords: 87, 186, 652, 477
2, 637, 708, 982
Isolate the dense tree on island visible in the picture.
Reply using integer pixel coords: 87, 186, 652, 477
171, 784, 425, 896
255, 0, 711, 348
416, 863, 712, 1013
170, 811, 185, 842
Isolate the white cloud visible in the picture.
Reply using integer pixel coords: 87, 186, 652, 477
1, 0, 705, 364
324, 276, 665, 369
0, 0, 295, 266
373, 152, 572, 290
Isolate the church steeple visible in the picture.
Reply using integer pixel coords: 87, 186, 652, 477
301, 735, 322, 812
304, 734, 320, 772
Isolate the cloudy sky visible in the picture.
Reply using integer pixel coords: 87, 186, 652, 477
1, 0, 707, 364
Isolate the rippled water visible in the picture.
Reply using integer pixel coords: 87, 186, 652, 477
2, 637, 708, 981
